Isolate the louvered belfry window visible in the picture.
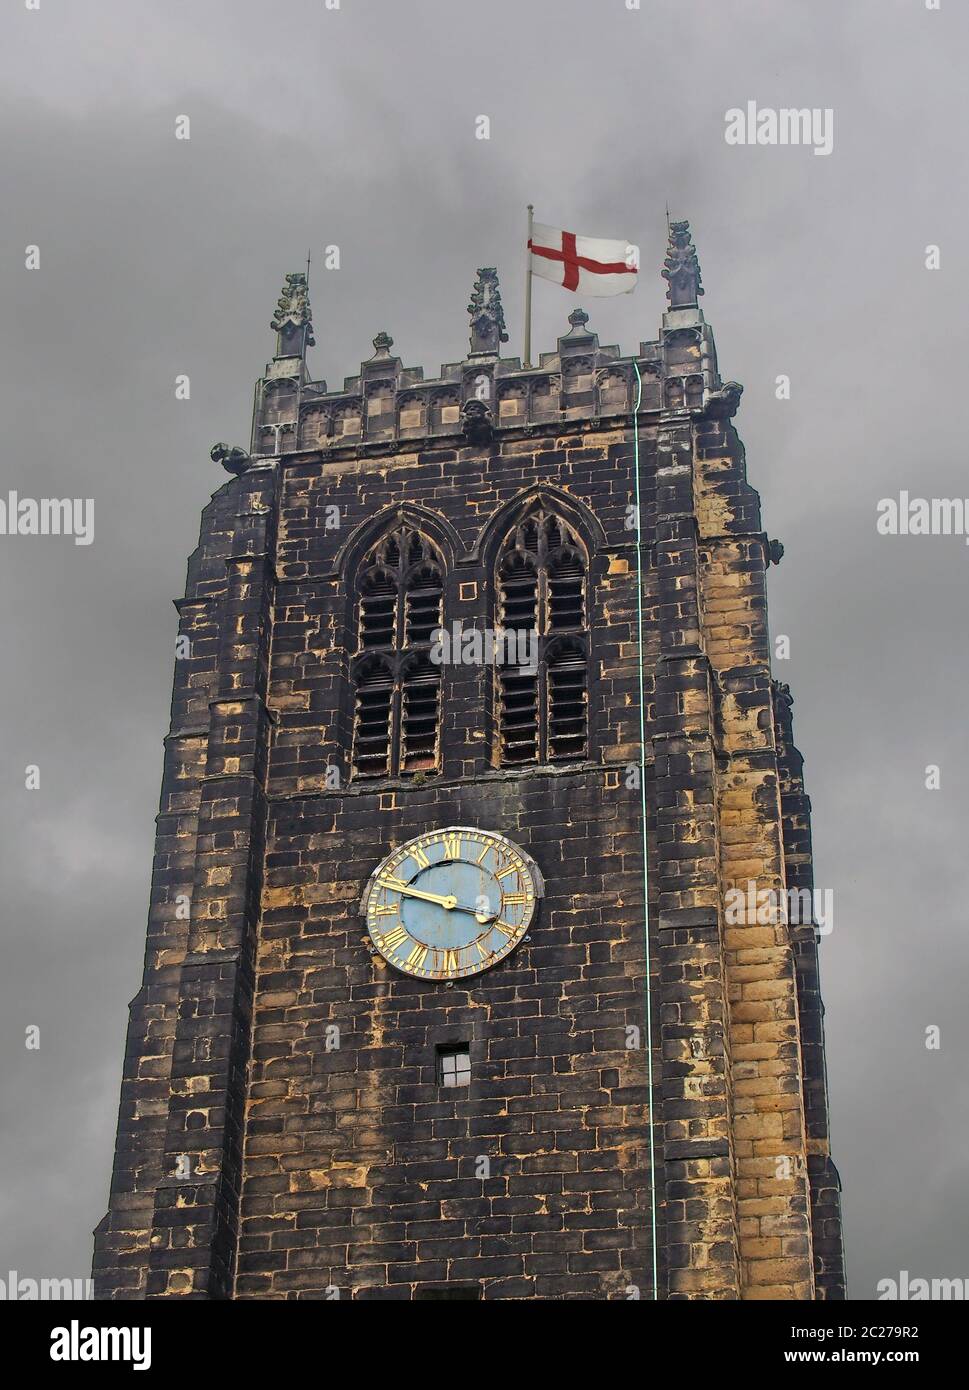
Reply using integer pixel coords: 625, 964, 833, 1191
351, 529, 443, 778
496, 511, 589, 766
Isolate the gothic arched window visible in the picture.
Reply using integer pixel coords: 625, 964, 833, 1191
351, 528, 444, 778
495, 511, 589, 766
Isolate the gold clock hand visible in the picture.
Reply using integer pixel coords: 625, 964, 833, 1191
393, 884, 458, 910
389, 883, 496, 923
451, 901, 497, 924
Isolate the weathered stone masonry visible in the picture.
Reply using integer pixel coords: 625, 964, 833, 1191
93, 227, 845, 1299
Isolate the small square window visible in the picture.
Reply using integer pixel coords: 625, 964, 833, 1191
437, 1044, 471, 1088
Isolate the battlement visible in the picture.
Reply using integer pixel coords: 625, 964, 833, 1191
245, 229, 729, 461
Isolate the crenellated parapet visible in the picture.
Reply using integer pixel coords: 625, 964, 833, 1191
250, 267, 734, 459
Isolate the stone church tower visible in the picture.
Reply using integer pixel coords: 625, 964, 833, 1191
93, 224, 845, 1300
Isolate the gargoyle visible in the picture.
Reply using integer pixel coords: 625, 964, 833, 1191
210, 443, 252, 475
461, 398, 494, 445
705, 380, 744, 419
771, 680, 795, 739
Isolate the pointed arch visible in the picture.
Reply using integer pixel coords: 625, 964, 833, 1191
489, 493, 594, 768
330, 502, 460, 582
471, 483, 606, 571
347, 509, 450, 780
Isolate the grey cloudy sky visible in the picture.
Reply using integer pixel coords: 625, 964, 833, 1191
1, 0, 966, 1298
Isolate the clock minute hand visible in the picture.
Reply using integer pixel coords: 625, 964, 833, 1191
392, 883, 497, 924
450, 900, 498, 924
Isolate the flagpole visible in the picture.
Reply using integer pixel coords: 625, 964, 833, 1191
523, 203, 534, 368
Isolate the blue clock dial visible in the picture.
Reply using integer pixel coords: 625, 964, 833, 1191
361, 827, 542, 980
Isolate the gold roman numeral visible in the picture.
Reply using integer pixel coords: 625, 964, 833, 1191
441, 833, 461, 861
502, 892, 527, 906
377, 874, 409, 893
494, 919, 516, 938
405, 942, 429, 971
410, 844, 430, 870
373, 903, 398, 916
380, 925, 408, 951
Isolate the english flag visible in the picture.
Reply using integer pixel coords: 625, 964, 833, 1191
528, 222, 638, 297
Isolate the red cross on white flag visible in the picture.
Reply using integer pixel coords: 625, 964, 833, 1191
528, 222, 639, 297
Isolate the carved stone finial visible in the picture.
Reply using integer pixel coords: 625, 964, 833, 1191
371, 331, 394, 357
270, 272, 315, 355
663, 219, 704, 308
558, 305, 598, 357
211, 442, 252, 475
468, 268, 508, 355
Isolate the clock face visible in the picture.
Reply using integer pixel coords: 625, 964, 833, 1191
361, 827, 543, 981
